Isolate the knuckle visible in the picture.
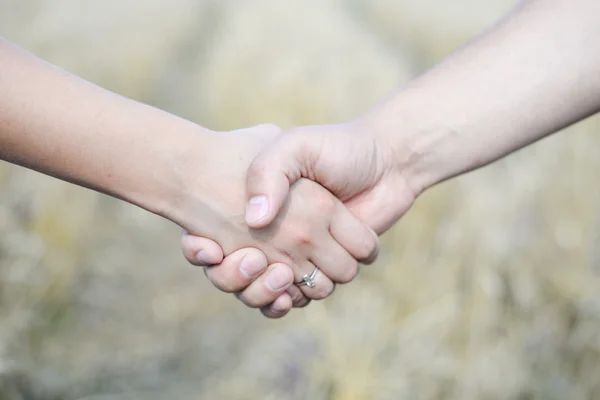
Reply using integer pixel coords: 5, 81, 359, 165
245, 297, 265, 309
294, 298, 311, 308
247, 160, 270, 180
337, 260, 359, 284
357, 236, 379, 261
206, 269, 238, 293
216, 280, 239, 294
313, 191, 336, 212
290, 291, 310, 308
280, 127, 303, 143
260, 308, 282, 319
184, 254, 202, 266
292, 222, 313, 246
259, 123, 281, 134
311, 283, 335, 300
237, 292, 264, 309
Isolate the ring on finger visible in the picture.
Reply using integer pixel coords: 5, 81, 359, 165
295, 267, 319, 288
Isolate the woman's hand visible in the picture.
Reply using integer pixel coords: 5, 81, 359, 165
180, 231, 300, 318
0, 39, 378, 318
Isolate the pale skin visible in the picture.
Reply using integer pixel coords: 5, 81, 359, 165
186, 0, 600, 316
0, 38, 381, 318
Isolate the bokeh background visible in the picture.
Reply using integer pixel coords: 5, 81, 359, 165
1, 1, 600, 399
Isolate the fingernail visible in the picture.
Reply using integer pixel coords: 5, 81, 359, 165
239, 253, 266, 279
196, 250, 213, 265
245, 195, 269, 224
265, 267, 292, 292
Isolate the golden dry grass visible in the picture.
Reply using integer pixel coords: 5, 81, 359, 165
1, 1, 600, 399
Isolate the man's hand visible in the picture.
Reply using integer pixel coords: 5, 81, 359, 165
181, 0, 600, 318
243, 121, 416, 234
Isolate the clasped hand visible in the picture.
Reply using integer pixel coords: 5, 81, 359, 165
178, 121, 416, 318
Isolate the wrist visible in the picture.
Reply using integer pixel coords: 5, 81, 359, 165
149, 125, 278, 241
359, 92, 475, 197
126, 120, 221, 227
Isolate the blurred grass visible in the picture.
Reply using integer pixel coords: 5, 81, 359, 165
1, 0, 600, 399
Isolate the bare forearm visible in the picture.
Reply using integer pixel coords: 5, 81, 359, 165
367, 0, 600, 194
0, 38, 211, 216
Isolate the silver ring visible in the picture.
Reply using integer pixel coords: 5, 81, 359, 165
296, 267, 319, 288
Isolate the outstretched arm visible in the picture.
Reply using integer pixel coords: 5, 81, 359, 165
370, 0, 600, 196
0, 37, 196, 215
0, 38, 297, 314
191, 0, 600, 310
0, 38, 379, 318
243, 0, 600, 229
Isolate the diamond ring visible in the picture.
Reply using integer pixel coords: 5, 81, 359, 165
296, 267, 319, 288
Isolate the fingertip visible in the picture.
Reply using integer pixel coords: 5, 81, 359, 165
286, 284, 311, 308
239, 250, 268, 279
263, 263, 295, 293
361, 228, 381, 265
244, 195, 272, 227
330, 203, 381, 265
245, 156, 294, 228
271, 293, 293, 312
260, 294, 293, 318
260, 308, 290, 319
206, 248, 267, 293
181, 235, 224, 266
195, 249, 222, 265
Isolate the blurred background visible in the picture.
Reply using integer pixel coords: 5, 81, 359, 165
1, 0, 600, 399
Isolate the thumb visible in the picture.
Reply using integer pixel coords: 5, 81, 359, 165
244, 132, 314, 228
